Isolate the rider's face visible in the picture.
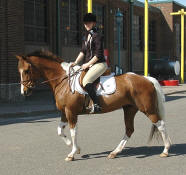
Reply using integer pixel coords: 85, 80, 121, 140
84, 22, 96, 31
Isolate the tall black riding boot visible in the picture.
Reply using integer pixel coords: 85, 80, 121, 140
84, 83, 102, 113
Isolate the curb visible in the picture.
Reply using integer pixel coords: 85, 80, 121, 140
164, 90, 186, 96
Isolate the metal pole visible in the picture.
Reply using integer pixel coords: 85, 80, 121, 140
129, 0, 134, 72
170, 9, 186, 83
88, 0, 92, 13
118, 22, 121, 67
181, 9, 184, 83
144, 0, 149, 76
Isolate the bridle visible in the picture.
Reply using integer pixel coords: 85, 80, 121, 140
20, 67, 69, 90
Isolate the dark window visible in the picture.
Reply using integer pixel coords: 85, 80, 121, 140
133, 15, 143, 51
0, 0, 4, 8
149, 20, 156, 52
175, 23, 181, 57
61, 0, 80, 46
93, 3, 105, 35
24, 0, 48, 43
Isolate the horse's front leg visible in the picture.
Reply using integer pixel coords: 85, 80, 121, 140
65, 109, 80, 161
57, 112, 72, 146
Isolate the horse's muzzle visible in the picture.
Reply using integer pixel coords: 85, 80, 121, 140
23, 88, 32, 96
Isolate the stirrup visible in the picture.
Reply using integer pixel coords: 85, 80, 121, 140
89, 104, 102, 114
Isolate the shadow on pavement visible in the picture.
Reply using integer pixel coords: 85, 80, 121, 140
165, 90, 186, 102
79, 143, 186, 160
165, 95, 186, 102
0, 113, 60, 126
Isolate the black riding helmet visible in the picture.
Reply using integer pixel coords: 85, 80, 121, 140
83, 13, 96, 23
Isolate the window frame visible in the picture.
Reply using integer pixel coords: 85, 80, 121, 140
24, 0, 48, 44
149, 20, 156, 52
133, 15, 143, 51
61, 0, 81, 47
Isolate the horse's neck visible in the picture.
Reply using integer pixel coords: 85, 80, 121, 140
30, 57, 66, 92
44, 68, 65, 91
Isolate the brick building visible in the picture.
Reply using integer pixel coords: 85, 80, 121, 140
0, 0, 186, 101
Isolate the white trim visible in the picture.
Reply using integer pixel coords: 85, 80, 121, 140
20, 69, 24, 95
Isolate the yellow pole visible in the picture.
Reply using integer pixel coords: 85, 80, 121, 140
144, 0, 149, 76
170, 9, 186, 83
181, 9, 184, 83
88, 0, 92, 13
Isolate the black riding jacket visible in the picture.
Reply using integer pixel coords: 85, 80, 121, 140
81, 27, 106, 64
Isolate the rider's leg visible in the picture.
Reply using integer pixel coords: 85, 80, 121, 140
84, 83, 101, 113
83, 62, 107, 113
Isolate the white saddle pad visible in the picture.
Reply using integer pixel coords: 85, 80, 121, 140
61, 62, 116, 96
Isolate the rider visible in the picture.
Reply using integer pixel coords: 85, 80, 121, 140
71, 13, 108, 113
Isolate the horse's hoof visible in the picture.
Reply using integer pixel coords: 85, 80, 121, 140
107, 153, 116, 159
160, 153, 168, 158
65, 156, 74, 161
77, 147, 81, 154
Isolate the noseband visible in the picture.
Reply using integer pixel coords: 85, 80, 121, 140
20, 67, 36, 89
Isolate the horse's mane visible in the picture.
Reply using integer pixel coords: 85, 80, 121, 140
26, 49, 63, 63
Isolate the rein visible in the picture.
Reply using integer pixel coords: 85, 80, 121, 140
21, 65, 82, 91
68, 66, 83, 93
20, 56, 82, 93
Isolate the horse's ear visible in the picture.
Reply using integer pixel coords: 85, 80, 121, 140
16, 55, 23, 60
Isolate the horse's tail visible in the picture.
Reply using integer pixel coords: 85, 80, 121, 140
144, 76, 165, 120
144, 76, 166, 143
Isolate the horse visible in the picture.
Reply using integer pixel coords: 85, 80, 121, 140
16, 50, 171, 161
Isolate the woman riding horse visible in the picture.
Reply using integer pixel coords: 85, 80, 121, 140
71, 13, 108, 113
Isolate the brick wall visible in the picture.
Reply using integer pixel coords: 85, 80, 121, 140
0, 0, 24, 101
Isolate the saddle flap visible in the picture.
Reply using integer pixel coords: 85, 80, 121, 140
61, 62, 116, 95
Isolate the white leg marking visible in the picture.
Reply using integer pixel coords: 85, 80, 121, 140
154, 120, 171, 155
112, 135, 129, 155
65, 126, 80, 161
57, 122, 72, 146
20, 69, 24, 95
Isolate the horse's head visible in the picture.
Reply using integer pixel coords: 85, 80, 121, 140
16, 55, 39, 96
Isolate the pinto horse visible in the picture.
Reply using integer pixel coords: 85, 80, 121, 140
16, 50, 171, 161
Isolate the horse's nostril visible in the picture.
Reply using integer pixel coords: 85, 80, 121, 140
23, 91, 27, 96
24, 88, 32, 96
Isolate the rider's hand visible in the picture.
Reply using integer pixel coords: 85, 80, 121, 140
71, 62, 77, 67
81, 63, 90, 70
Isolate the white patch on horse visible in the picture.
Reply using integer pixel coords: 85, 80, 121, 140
57, 121, 67, 136
111, 134, 129, 154
154, 120, 171, 155
127, 72, 136, 75
57, 122, 72, 146
66, 126, 79, 160
20, 69, 24, 95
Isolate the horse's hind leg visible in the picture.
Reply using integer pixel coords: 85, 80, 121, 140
57, 112, 72, 146
149, 114, 171, 157
108, 105, 138, 159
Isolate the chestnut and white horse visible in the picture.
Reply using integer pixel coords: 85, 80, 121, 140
16, 50, 171, 161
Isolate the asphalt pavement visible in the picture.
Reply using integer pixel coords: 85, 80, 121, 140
0, 89, 186, 175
